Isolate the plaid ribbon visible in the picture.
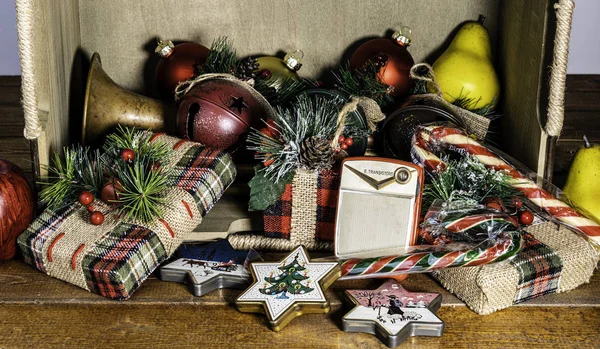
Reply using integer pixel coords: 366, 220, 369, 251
263, 170, 339, 242
18, 141, 235, 300
510, 232, 563, 303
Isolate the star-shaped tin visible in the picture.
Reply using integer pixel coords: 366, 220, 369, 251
159, 240, 253, 296
235, 245, 340, 331
343, 280, 444, 348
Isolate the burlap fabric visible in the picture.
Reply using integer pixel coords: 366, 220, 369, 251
433, 222, 598, 315
18, 133, 236, 299
409, 63, 491, 141
228, 168, 337, 251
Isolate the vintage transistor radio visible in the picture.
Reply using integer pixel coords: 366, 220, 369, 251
334, 157, 424, 258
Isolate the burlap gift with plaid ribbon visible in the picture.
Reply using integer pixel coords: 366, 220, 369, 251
17, 134, 236, 300
433, 222, 598, 315
228, 168, 338, 251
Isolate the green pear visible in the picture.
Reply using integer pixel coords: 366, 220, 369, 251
563, 136, 600, 223
431, 17, 500, 111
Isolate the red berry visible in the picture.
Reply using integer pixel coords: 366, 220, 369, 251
334, 147, 341, 153
344, 137, 354, 146
519, 210, 534, 225
260, 127, 274, 138
87, 205, 95, 213
121, 149, 135, 162
78, 191, 94, 206
340, 143, 349, 151
338, 135, 345, 144
512, 197, 523, 209
263, 158, 275, 167
90, 211, 105, 225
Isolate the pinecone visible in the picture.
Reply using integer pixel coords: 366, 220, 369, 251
236, 57, 259, 79
298, 136, 333, 170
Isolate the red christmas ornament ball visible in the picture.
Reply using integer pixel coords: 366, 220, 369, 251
349, 38, 414, 98
519, 210, 534, 225
340, 143, 349, 151
176, 78, 273, 150
344, 137, 354, 146
155, 41, 210, 100
78, 191, 94, 206
121, 148, 135, 162
338, 135, 346, 144
90, 211, 105, 226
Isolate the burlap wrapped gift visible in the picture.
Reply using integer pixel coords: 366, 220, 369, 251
229, 168, 338, 251
433, 222, 599, 315
18, 134, 236, 300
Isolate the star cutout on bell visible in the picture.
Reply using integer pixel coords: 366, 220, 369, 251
229, 96, 249, 114
343, 279, 444, 348
235, 245, 340, 331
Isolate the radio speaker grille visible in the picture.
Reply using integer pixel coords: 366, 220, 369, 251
336, 191, 412, 257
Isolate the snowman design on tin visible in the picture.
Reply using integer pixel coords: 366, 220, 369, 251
343, 279, 444, 348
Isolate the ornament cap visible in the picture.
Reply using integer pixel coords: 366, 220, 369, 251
392, 26, 412, 47
155, 38, 175, 58
283, 50, 304, 71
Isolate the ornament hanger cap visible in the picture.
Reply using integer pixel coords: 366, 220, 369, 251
155, 38, 175, 58
284, 50, 304, 71
392, 26, 412, 47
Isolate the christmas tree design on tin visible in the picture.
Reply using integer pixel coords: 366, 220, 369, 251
236, 245, 340, 331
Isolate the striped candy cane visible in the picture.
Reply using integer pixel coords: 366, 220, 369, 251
411, 124, 600, 251
340, 212, 521, 279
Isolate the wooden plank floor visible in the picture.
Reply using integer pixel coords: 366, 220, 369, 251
0, 260, 599, 349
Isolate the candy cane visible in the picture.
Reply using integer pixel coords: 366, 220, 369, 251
340, 213, 521, 279
411, 124, 600, 250
340, 231, 521, 279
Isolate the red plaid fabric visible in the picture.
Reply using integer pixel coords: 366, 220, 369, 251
510, 232, 563, 303
263, 170, 340, 241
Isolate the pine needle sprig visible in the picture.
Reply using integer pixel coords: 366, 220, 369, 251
103, 125, 172, 164
333, 62, 394, 107
423, 156, 521, 211
411, 80, 499, 118
113, 156, 169, 224
198, 36, 238, 75
39, 146, 104, 210
247, 94, 342, 182
253, 77, 314, 106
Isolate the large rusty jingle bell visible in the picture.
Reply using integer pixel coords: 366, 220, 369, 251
176, 78, 274, 150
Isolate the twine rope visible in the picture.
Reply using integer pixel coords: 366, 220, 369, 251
174, 73, 277, 120
408, 63, 491, 141
546, 0, 575, 137
15, 0, 42, 140
228, 233, 333, 251
330, 96, 385, 148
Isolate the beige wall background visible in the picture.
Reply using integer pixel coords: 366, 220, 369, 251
0, 0, 598, 75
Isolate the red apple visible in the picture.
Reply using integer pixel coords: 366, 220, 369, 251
0, 159, 35, 260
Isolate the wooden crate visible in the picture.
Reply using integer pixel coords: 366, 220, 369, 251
15, 0, 572, 236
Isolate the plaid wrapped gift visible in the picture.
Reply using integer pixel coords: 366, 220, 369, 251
18, 134, 236, 300
433, 222, 598, 315
228, 168, 339, 251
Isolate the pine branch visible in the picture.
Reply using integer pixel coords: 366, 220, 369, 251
39, 146, 104, 210
198, 36, 238, 75
103, 125, 172, 164
423, 156, 521, 211
253, 77, 314, 106
112, 156, 169, 224
333, 62, 394, 107
247, 94, 342, 183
